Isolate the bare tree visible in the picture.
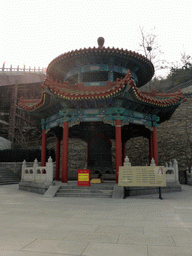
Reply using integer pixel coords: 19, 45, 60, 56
180, 51, 192, 69
138, 26, 169, 78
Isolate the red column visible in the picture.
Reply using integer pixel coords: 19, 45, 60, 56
122, 142, 126, 164
87, 140, 90, 169
152, 126, 158, 165
115, 120, 122, 183
41, 129, 47, 166
62, 122, 69, 183
55, 137, 61, 180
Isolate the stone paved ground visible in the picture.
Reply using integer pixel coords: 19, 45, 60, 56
0, 184, 192, 255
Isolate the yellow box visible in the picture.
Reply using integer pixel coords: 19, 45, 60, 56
78, 174, 89, 182
90, 179, 101, 184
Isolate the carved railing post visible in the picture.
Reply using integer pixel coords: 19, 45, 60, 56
46, 156, 53, 183
150, 158, 156, 166
33, 158, 38, 181
123, 156, 131, 166
173, 159, 179, 183
21, 160, 26, 181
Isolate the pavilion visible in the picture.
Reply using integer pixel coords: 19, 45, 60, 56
18, 37, 186, 183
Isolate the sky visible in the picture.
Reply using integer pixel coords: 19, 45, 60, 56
1, 0, 192, 78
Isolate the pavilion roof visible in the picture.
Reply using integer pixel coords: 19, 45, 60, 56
47, 46, 154, 88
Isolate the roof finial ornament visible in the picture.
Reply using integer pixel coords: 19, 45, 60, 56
97, 37, 105, 48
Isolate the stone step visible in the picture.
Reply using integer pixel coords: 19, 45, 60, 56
0, 172, 20, 175
55, 186, 113, 198
56, 191, 113, 197
57, 189, 113, 194
0, 170, 21, 185
56, 193, 112, 198
0, 181, 20, 185
59, 186, 114, 190
0, 178, 20, 182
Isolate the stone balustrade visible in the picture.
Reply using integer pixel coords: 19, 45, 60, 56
164, 159, 179, 183
123, 156, 179, 183
21, 157, 53, 184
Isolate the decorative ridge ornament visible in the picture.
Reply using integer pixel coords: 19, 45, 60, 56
97, 37, 105, 48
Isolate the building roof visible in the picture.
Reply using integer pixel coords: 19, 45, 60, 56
17, 38, 186, 126
47, 46, 154, 88
18, 70, 186, 124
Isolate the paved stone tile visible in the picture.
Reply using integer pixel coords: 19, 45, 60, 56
123, 220, 167, 227
160, 212, 183, 217
118, 234, 175, 246
0, 251, 74, 256
63, 232, 119, 243
82, 242, 147, 256
95, 225, 144, 234
143, 214, 182, 221
144, 227, 192, 236
166, 221, 192, 228
72, 212, 113, 219
107, 212, 145, 220
15, 229, 70, 240
78, 218, 125, 226
53, 223, 99, 232
148, 246, 192, 256
11, 220, 55, 229
0, 237, 36, 251
175, 213, 192, 222
172, 234, 192, 246
0, 227, 27, 238
23, 239, 89, 254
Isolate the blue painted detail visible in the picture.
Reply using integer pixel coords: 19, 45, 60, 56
83, 117, 100, 121
83, 81, 107, 86
152, 115, 160, 122
133, 112, 145, 118
63, 64, 138, 84
84, 109, 99, 115
41, 119, 45, 125
44, 106, 154, 130
46, 120, 59, 129
122, 68, 128, 74
115, 108, 125, 114
65, 68, 78, 80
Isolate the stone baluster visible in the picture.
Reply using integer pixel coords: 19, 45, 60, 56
150, 158, 156, 166
123, 156, 131, 166
173, 159, 179, 183
46, 156, 53, 183
21, 160, 26, 181
33, 158, 38, 182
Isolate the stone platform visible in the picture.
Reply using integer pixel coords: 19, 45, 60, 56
19, 180, 182, 199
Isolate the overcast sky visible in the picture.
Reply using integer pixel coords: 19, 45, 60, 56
1, 0, 192, 78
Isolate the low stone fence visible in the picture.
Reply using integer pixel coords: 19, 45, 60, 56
21, 157, 54, 184
164, 160, 179, 183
